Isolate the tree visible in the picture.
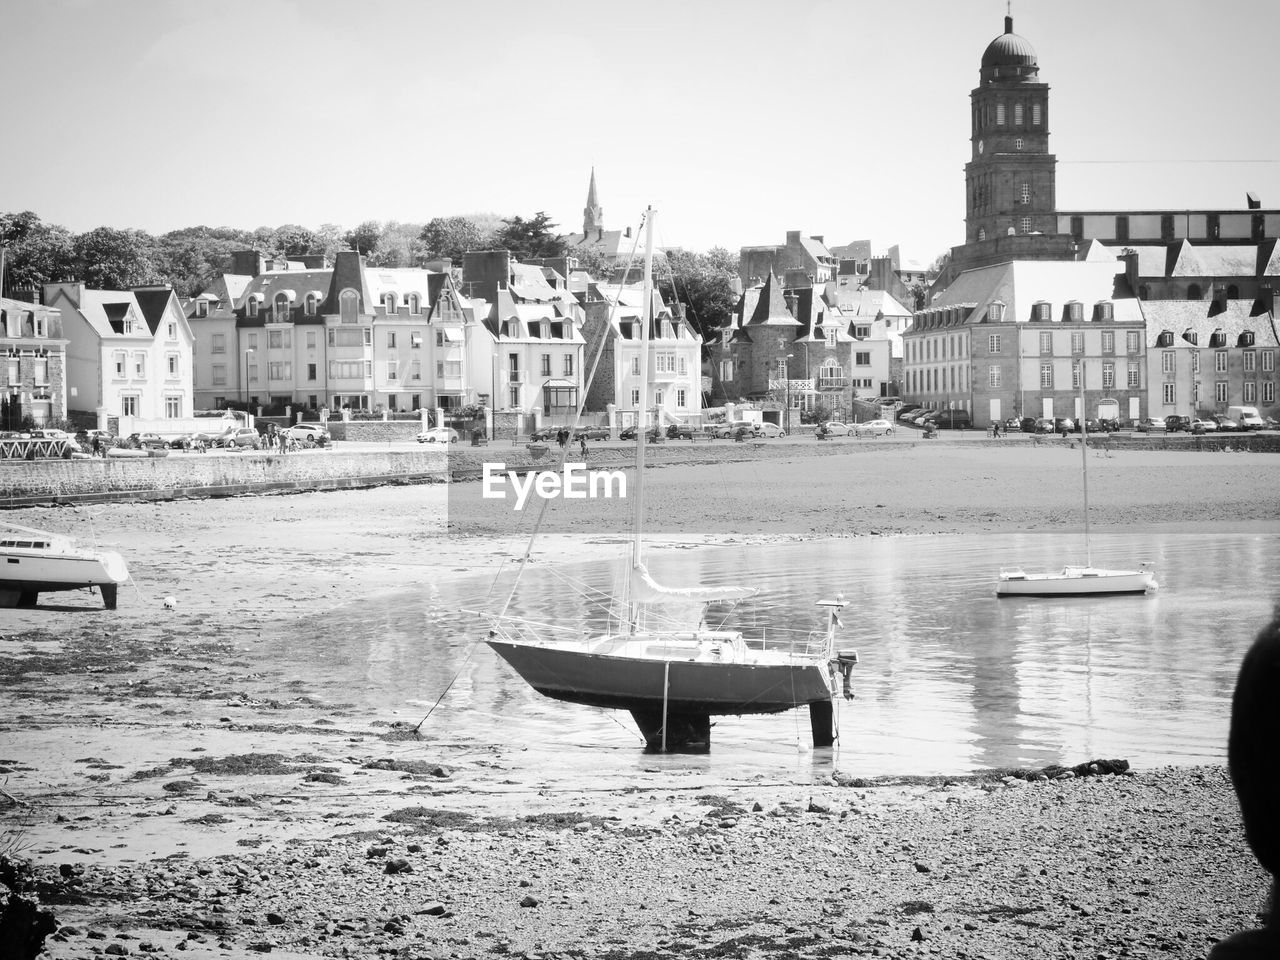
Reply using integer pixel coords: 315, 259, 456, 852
491, 211, 563, 260
154, 225, 255, 296
418, 216, 489, 262
73, 226, 160, 289
563, 245, 613, 280
0, 211, 75, 294
342, 220, 382, 257
367, 220, 423, 268
658, 246, 739, 344
271, 224, 321, 258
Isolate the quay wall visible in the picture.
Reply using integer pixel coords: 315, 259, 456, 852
0, 449, 448, 507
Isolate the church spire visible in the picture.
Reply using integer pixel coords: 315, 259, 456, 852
583, 168, 604, 236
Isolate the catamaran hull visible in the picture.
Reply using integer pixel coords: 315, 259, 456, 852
996, 570, 1157, 597
0, 551, 128, 608
485, 640, 834, 715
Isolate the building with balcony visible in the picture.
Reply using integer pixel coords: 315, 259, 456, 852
42, 282, 194, 427
581, 282, 702, 427
1, 295, 68, 428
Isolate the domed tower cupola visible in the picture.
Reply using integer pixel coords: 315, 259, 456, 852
980, 16, 1039, 82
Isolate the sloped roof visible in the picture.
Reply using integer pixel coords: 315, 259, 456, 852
744, 273, 799, 326
1141, 299, 1279, 348
798, 235, 836, 264
363, 267, 437, 306
922, 260, 1141, 328
829, 240, 872, 261
70, 290, 149, 339
840, 287, 912, 319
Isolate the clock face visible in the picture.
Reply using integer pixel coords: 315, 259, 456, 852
978, 139, 985, 155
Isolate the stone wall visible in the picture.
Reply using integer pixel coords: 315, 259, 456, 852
0, 448, 448, 505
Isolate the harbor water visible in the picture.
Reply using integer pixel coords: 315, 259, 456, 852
262, 532, 1278, 784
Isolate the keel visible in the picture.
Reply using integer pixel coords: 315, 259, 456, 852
630, 708, 711, 753
810, 699, 835, 748
101, 584, 118, 610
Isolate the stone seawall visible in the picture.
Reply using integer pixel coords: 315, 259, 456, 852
0, 449, 448, 507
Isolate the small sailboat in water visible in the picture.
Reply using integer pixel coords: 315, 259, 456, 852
481, 208, 858, 751
996, 363, 1157, 597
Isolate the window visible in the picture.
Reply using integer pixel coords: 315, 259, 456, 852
1187, 283, 1202, 300
1215, 351, 1228, 373
1264, 382, 1275, 403
996, 102, 1005, 125
1192, 352, 1200, 374
410, 361, 420, 382
247, 298, 259, 318
1071, 332, 1084, 354
1032, 302, 1050, 321
306, 330, 317, 349
1014, 102, 1023, 125
1072, 363, 1081, 389
988, 302, 1004, 321
167, 353, 179, 377
1243, 351, 1256, 372
305, 294, 319, 316
1162, 351, 1175, 374
273, 294, 291, 322
268, 329, 287, 349
1032, 102, 1042, 125
676, 389, 687, 407
854, 351, 871, 366
988, 334, 1002, 353
387, 359, 398, 381
165, 396, 181, 418
307, 363, 317, 382
654, 390, 663, 406
195, 300, 209, 318
212, 333, 225, 354
1103, 362, 1116, 388
1163, 383, 1176, 404
212, 365, 226, 385
978, 227, 987, 241
1101, 331, 1115, 354
1020, 217, 1032, 233
339, 289, 360, 323
854, 324, 871, 338
1263, 350, 1275, 372
1015, 137, 1024, 150
1020, 182, 1030, 204
268, 362, 291, 380
631, 389, 640, 406
678, 356, 688, 376
509, 386, 520, 408
1094, 301, 1114, 321
407, 294, 420, 315
363, 328, 372, 347
1207, 213, 1220, 239
1040, 363, 1053, 388
719, 359, 734, 381
387, 331, 397, 349
564, 354, 574, 377
134, 354, 146, 378
1215, 381, 1229, 402
1127, 363, 1140, 388
988, 367, 1001, 388
1243, 381, 1257, 403
1126, 331, 1140, 355
383, 293, 397, 314
1039, 332, 1052, 354
121, 395, 138, 417
540, 354, 551, 377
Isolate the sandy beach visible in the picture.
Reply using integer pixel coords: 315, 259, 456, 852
1, 442, 1277, 958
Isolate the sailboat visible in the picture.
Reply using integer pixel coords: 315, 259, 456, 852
482, 208, 859, 751
996, 363, 1157, 597
0, 521, 129, 609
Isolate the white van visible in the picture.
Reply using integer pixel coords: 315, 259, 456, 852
1227, 405, 1265, 431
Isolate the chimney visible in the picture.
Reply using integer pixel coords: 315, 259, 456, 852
1120, 250, 1139, 295
786, 230, 801, 245
1262, 284, 1275, 315
812, 235, 824, 244
625, 226, 632, 239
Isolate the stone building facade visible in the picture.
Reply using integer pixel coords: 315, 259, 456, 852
0, 296, 68, 427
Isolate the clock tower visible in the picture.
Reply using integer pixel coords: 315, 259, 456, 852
965, 16, 1057, 244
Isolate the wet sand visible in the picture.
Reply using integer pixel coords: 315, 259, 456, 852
1, 443, 1277, 958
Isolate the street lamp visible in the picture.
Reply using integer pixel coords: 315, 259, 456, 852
243, 348, 254, 410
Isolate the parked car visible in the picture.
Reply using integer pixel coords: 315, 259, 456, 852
573, 425, 611, 441
1164, 415, 1191, 433
910, 412, 937, 426
854, 419, 895, 437
755, 421, 786, 438
283, 423, 329, 444
1077, 418, 1104, 434
666, 423, 695, 440
1097, 418, 1123, 433
933, 410, 973, 430
1019, 417, 1039, 433
725, 420, 762, 438
125, 432, 168, 450
896, 405, 924, 422
1210, 415, 1239, 431
1033, 418, 1057, 434
212, 428, 262, 450
1135, 417, 1166, 433
1189, 418, 1217, 434
816, 421, 851, 437
1003, 417, 1022, 432
417, 426, 459, 443
618, 425, 640, 441
530, 426, 564, 442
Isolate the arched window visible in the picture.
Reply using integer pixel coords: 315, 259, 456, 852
1187, 283, 1202, 300
305, 293, 320, 317
406, 293, 421, 315
273, 293, 291, 322
383, 292, 398, 314
339, 289, 360, 323
247, 296, 260, 318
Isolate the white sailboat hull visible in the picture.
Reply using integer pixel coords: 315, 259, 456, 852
996, 566, 1157, 597
0, 527, 129, 608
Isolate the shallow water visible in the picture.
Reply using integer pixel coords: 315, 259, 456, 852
263, 532, 1278, 784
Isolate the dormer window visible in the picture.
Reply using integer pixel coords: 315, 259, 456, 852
1064, 301, 1083, 321
541, 321, 551, 339
987, 301, 1005, 322
1239, 331, 1256, 347
1208, 328, 1227, 348
339, 289, 360, 323
1032, 301, 1051, 322
305, 293, 319, 317
1157, 331, 1174, 347
195, 300, 209, 318
1182, 329, 1198, 346
1093, 301, 1114, 321
407, 293, 421, 315
383, 293, 397, 314
273, 292, 291, 322
247, 298, 259, 318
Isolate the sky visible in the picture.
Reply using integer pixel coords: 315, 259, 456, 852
4, 0, 1279, 268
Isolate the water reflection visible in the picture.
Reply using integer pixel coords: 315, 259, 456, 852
263, 532, 1278, 782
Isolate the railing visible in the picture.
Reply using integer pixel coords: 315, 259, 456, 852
0, 438, 75, 460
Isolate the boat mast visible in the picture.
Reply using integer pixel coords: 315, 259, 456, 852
631, 208, 655, 572
1079, 360, 1091, 567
